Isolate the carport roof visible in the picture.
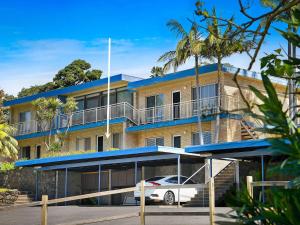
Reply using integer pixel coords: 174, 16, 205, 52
185, 139, 272, 154
15, 146, 192, 168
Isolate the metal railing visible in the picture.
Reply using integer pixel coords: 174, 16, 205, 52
12, 102, 138, 136
11, 95, 239, 136
138, 95, 238, 125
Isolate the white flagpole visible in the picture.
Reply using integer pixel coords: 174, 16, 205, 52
105, 38, 111, 139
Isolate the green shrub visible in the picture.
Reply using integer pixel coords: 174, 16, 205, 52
0, 162, 15, 171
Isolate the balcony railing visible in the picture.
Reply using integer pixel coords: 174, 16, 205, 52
11, 96, 239, 136
137, 95, 239, 125
12, 102, 137, 136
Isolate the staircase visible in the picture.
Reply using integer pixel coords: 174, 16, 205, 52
184, 162, 236, 207
14, 192, 34, 205
240, 119, 258, 140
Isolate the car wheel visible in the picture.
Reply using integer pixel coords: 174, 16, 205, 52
163, 191, 175, 205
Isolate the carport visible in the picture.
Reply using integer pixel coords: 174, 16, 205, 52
186, 138, 277, 201
15, 146, 202, 203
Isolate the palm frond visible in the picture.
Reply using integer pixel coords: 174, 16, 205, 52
167, 19, 188, 38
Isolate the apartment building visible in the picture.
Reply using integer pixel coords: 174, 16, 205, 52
3, 64, 287, 204
6, 63, 285, 158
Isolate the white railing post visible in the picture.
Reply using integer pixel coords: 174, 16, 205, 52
96, 107, 98, 122
124, 102, 126, 118
140, 180, 145, 225
82, 110, 85, 125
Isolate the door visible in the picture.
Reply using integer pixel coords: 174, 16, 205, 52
97, 136, 104, 152
146, 96, 156, 123
173, 135, 181, 148
172, 91, 181, 119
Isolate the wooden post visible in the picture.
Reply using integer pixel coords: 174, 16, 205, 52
140, 180, 145, 225
41, 195, 48, 225
209, 178, 215, 225
246, 176, 253, 198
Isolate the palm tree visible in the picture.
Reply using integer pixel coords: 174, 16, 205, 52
150, 66, 164, 78
0, 123, 18, 160
205, 8, 250, 143
159, 19, 210, 145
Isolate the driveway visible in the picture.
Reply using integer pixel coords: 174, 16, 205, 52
0, 206, 236, 225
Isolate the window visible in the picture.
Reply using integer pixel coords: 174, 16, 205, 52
84, 137, 91, 150
192, 131, 212, 145
76, 137, 91, 151
36, 145, 41, 159
75, 97, 85, 111
166, 176, 179, 184
146, 177, 165, 182
21, 146, 31, 159
86, 94, 100, 109
112, 133, 122, 149
192, 84, 218, 100
173, 135, 181, 148
146, 137, 164, 146
145, 94, 164, 123
19, 111, 31, 123
117, 89, 133, 105
74, 88, 132, 110
180, 176, 195, 184
192, 84, 218, 115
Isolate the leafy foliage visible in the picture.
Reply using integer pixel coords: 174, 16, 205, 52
150, 66, 164, 78
18, 59, 102, 98
227, 4, 300, 225
53, 59, 102, 88
0, 161, 15, 171
32, 97, 77, 152
0, 124, 18, 160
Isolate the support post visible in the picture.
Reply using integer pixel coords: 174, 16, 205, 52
64, 168, 68, 206
135, 161, 138, 184
122, 122, 126, 149
209, 178, 215, 225
108, 169, 112, 205
210, 159, 213, 178
141, 166, 145, 180
35, 170, 38, 201
140, 180, 145, 225
41, 195, 48, 225
235, 161, 240, 192
55, 171, 58, 200
98, 164, 101, 205
261, 155, 265, 203
246, 176, 253, 198
177, 155, 181, 207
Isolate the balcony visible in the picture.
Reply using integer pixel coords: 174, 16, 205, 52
137, 95, 238, 125
12, 102, 137, 136
11, 96, 239, 137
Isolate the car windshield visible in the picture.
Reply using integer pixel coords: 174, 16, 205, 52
146, 176, 165, 182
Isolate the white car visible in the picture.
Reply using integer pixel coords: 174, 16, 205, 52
134, 175, 198, 205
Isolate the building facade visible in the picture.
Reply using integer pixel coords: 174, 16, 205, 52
4, 63, 288, 160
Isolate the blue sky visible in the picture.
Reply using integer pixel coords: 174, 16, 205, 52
0, 0, 286, 95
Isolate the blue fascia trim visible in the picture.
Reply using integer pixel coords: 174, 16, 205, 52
15, 145, 161, 167
126, 113, 242, 132
185, 139, 271, 154
128, 64, 218, 89
4, 74, 141, 107
15, 118, 126, 141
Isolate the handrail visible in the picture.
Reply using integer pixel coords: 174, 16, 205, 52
48, 187, 136, 205
251, 181, 290, 187
182, 163, 207, 185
